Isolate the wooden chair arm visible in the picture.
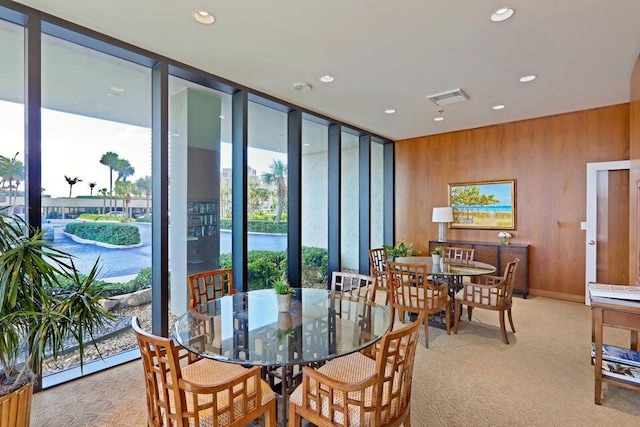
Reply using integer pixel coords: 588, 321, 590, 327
482, 275, 503, 286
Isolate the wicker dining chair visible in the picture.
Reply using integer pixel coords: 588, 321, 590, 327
454, 258, 520, 344
132, 316, 276, 427
330, 271, 377, 352
443, 246, 475, 261
187, 268, 236, 309
289, 310, 425, 427
330, 271, 377, 302
368, 247, 389, 304
386, 260, 450, 348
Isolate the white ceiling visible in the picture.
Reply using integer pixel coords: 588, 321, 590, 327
10, 0, 640, 141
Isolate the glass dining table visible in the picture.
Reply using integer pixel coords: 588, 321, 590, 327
393, 256, 496, 326
174, 287, 391, 425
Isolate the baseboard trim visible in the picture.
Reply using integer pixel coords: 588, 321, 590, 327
528, 289, 584, 303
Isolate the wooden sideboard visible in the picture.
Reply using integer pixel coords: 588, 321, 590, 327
428, 239, 530, 297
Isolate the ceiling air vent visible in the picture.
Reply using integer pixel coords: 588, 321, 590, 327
426, 88, 469, 106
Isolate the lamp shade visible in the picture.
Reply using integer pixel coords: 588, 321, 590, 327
432, 207, 454, 223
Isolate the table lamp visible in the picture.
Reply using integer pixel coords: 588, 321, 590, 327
432, 207, 453, 242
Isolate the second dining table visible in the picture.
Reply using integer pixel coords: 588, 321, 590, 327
393, 256, 497, 326
174, 287, 391, 426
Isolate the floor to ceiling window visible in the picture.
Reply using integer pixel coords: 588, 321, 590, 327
168, 76, 232, 319
371, 141, 385, 249
0, 18, 24, 217
340, 131, 360, 272
246, 101, 288, 290
40, 32, 152, 381
301, 119, 329, 287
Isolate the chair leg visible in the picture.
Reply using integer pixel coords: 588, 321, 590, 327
404, 407, 411, 427
266, 400, 276, 427
507, 308, 516, 333
445, 304, 451, 335
499, 310, 509, 344
467, 306, 473, 321
423, 316, 430, 348
454, 301, 459, 334
289, 402, 301, 427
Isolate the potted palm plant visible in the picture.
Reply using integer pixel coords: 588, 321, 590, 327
383, 241, 422, 260
0, 211, 113, 427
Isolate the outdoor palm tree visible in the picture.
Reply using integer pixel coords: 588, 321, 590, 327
248, 181, 270, 216
99, 151, 119, 212
134, 175, 151, 214
115, 180, 135, 218
0, 152, 25, 215
64, 175, 82, 198
114, 158, 135, 182
220, 185, 231, 217
88, 181, 96, 195
98, 188, 108, 214
262, 159, 287, 222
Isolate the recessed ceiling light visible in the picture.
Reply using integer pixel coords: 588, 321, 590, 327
303, 143, 310, 146
434, 117, 445, 122
490, 7, 515, 22
519, 75, 537, 83
193, 10, 215, 24
384, 109, 396, 114
493, 104, 506, 110
219, 115, 224, 119
109, 86, 125, 93
319, 75, 335, 83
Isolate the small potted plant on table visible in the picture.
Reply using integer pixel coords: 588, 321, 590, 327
272, 276, 295, 312
431, 246, 444, 265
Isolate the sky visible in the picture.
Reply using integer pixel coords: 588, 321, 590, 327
1, 100, 285, 198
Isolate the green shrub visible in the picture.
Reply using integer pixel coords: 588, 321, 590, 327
51, 266, 152, 298
78, 213, 101, 221
219, 219, 287, 234
302, 247, 328, 267
65, 222, 141, 245
135, 217, 152, 223
216, 249, 329, 290
126, 267, 152, 290
219, 253, 232, 269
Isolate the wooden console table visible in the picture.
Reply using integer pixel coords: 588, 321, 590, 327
429, 240, 529, 297
591, 299, 640, 404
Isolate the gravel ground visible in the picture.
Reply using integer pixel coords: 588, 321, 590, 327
42, 303, 153, 374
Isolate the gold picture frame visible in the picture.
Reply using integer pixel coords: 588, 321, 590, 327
448, 179, 516, 230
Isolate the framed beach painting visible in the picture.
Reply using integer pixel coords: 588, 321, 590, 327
448, 180, 516, 230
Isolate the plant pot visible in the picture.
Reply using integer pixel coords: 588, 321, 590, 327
278, 312, 293, 329
276, 294, 292, 312
0, 382, 33, 427
431, 254, 442, 265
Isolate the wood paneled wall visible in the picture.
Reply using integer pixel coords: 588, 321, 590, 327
630, 55, 640, 285
395, 105, 629, 300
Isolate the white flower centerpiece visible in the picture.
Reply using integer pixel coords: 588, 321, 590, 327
498, 231, 512, 245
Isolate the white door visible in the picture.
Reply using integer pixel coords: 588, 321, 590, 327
585, 160, 630, 305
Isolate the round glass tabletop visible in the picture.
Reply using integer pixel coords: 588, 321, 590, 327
393, 256, 496, 276
174, 288, 391, 367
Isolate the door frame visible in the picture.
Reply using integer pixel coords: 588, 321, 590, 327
585, 160, 630, 305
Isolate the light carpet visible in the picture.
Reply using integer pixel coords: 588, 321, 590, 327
31, 295, 640, 426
